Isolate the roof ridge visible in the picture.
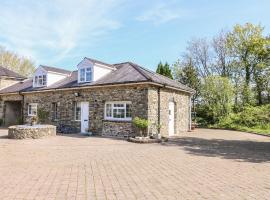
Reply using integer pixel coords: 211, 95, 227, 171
85, 57, 113, 67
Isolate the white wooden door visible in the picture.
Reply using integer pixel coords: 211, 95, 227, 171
168, 102, 175, 136
80, 102, 89, 133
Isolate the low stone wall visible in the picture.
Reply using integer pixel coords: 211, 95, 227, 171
102, 121, 133, 137
8, 125, 56, 139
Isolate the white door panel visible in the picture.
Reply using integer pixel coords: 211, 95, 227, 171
80, 102, 89, 133
168, 102, 175, 136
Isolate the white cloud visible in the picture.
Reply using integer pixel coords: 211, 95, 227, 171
0, 0, 123, 65
136, 3, 188, 25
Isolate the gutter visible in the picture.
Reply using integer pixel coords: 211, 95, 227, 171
0, 81, 195, 96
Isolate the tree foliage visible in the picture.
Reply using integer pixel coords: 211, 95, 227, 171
173, 23, 270, 133
156, 61, 173, 79
0, 46, 35, 77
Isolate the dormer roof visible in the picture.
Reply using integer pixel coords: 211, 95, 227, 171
40, 65, 71, 75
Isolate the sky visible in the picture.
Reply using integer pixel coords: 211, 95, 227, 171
0, 0, 270, 71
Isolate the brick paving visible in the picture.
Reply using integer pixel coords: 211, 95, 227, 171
0, 128, 269, 200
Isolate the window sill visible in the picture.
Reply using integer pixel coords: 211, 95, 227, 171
103, 119, 132, 122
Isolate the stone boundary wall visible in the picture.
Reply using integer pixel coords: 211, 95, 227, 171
8, 125, 56, 139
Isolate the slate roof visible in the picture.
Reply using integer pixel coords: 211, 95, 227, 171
0, 60, 195, 94
41, 65, 71, 75
0, 66, 26, 79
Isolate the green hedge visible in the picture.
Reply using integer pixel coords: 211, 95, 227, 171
215, 104, 270, 135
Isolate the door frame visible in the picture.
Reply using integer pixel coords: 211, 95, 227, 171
80, 101, 89, 133
168, 101, 175, 136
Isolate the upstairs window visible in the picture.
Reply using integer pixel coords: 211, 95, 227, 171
79, 67, 92, 82
34, 74, 47, 87
104, 101, 132, 121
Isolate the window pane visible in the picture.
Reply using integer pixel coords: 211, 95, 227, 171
86, 70, 92, 81
106, 104, 112, 117
42, 75, 47, 85
34, 76, 38, 84
74, 102, 81, 120
126, 104, 131, 118
52, 103, 58, 120
113, 108, 125, 118
80, 68, 85, 82
38, 76, 42, 85
114, 104, 124, 108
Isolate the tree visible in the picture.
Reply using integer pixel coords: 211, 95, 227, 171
226, 23, 266, 105
200, 76, 234, 123
173, 58, 200, 111
185, 38, 213, 78
212, 30, 232, 77
156, 61, 173, 79
0, 46, 35, 77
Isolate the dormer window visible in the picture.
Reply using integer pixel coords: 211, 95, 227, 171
34, 74, 47, 87
79, 67, 92, 83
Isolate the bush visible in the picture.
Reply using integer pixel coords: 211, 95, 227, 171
132, 117, 149, 137
37, 108, 49, 123
217, 104, 270, 134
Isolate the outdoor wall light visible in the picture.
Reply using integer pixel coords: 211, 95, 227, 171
74, 92, 80, 97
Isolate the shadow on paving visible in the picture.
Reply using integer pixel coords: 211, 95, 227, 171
162, 137, 270, 163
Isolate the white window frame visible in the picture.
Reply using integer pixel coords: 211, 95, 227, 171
34, 74, 47, 87
28, 103, 38, 116
78, 66, 93, 83
104, 101, 132, 121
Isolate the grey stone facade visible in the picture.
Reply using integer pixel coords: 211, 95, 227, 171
0, 84, 191, 137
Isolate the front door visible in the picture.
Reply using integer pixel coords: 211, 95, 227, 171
168, 102, 175, 136
80, 102, 89, 133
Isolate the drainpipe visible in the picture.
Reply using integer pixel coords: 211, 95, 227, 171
189, 95, 192, 131
19, 92, 24, 124
157, 87, 161, 134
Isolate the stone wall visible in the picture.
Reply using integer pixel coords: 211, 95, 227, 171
102, 121, 133, 137
148, 87, 191, 137
22, 85, 148, 136
8, 125, 56, 139
0, 84, 191, 137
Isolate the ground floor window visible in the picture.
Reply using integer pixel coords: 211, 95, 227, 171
73, 102, 81, 121
105, 101, 132, 121
28, 103, 37, 116
52, 102, 59, 121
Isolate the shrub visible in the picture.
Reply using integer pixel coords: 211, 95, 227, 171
132, 117, 149, 137
37, 108, 49, 123
0, 118, 3, 126
217, 104, 270, 133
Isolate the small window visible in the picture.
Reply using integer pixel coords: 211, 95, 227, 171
28, 103, 37, 116
74, 102, 81, 121
34, 74, 47, 87
105, 102, 131, 121
52, 102, 59, 121
79, 67, 92, 82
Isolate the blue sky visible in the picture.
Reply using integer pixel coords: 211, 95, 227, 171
0, 0, 270, 71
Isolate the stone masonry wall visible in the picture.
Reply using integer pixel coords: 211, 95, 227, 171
23, 85, 148, 136
148, 87, 191, 137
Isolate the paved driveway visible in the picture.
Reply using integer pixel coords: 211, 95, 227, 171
0, 128, 269, 200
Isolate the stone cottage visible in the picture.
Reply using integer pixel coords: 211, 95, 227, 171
0, 58, 194, 137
